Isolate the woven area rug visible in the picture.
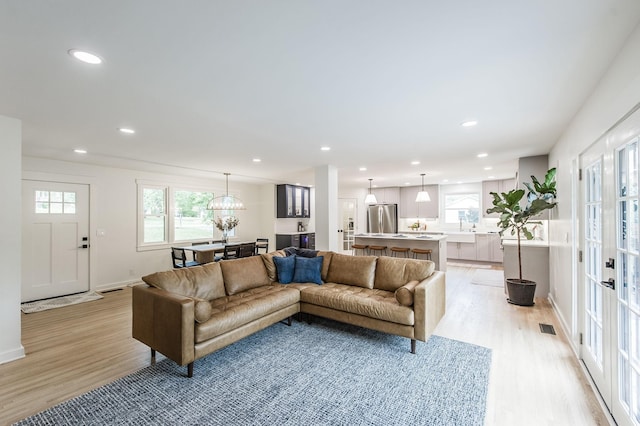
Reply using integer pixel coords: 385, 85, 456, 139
470, 269, 505, 288
20, 291, 103, 314
16, 318, 491, 426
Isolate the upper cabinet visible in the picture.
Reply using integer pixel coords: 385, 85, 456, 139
399, 185, 439, 218
277, 184, 311, 218
482, 178, 516, 217
370, 187, 400, 205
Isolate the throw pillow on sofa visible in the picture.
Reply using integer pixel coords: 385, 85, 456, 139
273, 254, 296, 284
292, 255, 323, 285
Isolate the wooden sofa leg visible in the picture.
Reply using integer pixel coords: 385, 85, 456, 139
410, 339, 416, 354
287, 316, 292, 326
187, 362, 194, 378
151, 348, 156, 364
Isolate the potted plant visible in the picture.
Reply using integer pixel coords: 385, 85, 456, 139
486, 168, 557, 306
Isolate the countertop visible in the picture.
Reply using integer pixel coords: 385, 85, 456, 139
355, 233, 447, 241
502, 239, 549, 247
275, 231, 315, 235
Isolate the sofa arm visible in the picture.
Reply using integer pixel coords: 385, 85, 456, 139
413, 270, 446, 342
132, 284, 196, 366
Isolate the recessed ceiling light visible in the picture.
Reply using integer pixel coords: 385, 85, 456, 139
462, 120, 478, 127
74, 149, 87, 154
442, 179, 449, 183
477, 153, 488, 158
359, 167, 367, 171
373, 184, 378, 188
405, 182, 411, 185
488, 175, 495, 179
252, 158, 261, 163
295, 182, 301, 185
118, 127, 135, 134
457, 181, 463, 184
321, 146, 331, 151
411, 161, 420, 165
68, 49, 102, 65
484, 166, 493, 170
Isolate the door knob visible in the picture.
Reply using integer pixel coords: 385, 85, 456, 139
605, 258, 615, 269
600, 278, 615, 290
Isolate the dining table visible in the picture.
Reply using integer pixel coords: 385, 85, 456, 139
173, 242, 253, 264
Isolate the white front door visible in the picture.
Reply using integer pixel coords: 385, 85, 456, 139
580, 107, 640, 426
22, 180, 90, 302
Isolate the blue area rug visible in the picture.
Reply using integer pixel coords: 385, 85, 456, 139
16, 318, 491, 425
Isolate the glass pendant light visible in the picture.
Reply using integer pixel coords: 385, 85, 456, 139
415, 173, 431, 202
364, 178, 378, 204
207, 173, 246, 210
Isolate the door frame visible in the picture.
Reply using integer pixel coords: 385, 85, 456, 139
22, 171, 97, 293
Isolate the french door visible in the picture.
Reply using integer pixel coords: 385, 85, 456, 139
580, 107, 640, 426
22, 180, 90, 302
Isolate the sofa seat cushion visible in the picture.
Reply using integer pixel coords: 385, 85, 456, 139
300, 283, 414, 326
195, 286, 299, 343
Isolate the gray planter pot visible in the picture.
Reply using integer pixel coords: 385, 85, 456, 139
506, 278, 536, 306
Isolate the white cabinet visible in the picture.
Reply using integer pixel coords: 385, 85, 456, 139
399, 185, 439, 218
447, 241, 477, 260
371, 187, 400, 204
475, 234, 503, 262
483, 178, 516, 217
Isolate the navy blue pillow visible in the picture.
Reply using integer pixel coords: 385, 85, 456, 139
292, 255, 323, 285
296, 248, 319, 258
273, 255, 296, 284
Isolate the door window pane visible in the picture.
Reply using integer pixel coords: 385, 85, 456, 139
34, 190, 77, 214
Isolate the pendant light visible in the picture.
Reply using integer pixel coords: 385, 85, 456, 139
415, 173, 431, 202
207, 173, 246, 210
364, 178, 378, 204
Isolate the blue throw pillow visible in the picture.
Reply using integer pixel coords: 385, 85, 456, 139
273, 255, 296, 284
292, 255, 323, 285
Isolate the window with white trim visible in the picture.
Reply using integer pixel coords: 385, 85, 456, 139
444, 193, 480, 224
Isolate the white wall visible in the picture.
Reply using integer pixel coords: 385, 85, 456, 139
0, 116, 25, 364
549, 23, 640, 348
22, 157, 269, 290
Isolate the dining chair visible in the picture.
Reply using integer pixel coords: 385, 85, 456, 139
239, 242, 257, 258
222, 244, 240, 260
171, 248, 200, 268
255, 238, 269, 255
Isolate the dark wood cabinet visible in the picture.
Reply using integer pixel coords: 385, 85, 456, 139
277, 184, 311, 218
276, 233, 315, 250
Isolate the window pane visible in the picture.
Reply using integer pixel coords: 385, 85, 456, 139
64, 192, 76, 203
35, 202, 49, 214
144, 216, 165, 243
174, 190, 214, 241
444, 193, 480, 224
64, 203, 76, 214
35, 191, 49, 202
144, 188, 165, 215
50, 191, 63, 202
50, 202, 63, 214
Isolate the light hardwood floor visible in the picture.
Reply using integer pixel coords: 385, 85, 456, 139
1, 264, 610, 426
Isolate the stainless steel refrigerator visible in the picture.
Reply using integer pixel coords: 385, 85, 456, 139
366, 204, 398, 234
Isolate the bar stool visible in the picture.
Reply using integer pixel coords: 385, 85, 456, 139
369, 245, 387, 256
411, 248, 432, 260
351, 244, 369, 256
389, 247, 410, 258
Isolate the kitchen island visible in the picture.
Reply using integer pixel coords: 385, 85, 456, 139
354, 233, 447, 271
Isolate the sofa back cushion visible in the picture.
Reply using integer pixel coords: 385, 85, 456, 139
260, 250, 287, 282
316, 250, 333, 281
374, 257, 435, 291
326, 253, 377, 289
220, 255, 271, 295
141, 262, 226, 300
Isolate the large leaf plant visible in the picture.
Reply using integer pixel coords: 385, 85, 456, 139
486, 168, 557, 281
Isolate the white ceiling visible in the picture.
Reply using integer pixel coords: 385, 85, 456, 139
2, 1, 640, 189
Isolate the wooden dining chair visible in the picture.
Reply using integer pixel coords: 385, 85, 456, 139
222, 244, 240, 260
171, 248, 200, 268
239, 242, 257, 258
255, 238, 269, 255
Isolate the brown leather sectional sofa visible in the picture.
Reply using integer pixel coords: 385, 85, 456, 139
132, 250, 446, 377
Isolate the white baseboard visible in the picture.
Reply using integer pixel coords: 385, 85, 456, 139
548, 294, 579, 356
0, 345, 25, 365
